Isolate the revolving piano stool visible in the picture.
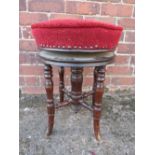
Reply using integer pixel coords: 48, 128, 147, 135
31, 19, 123, 140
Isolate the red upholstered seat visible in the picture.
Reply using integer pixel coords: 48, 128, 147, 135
31, 19, 123, 50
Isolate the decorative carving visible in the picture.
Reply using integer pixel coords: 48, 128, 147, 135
59, 67, 64, 102
44, 64, 55, 136
93, 66, 105, 140
71, 67, 83, 112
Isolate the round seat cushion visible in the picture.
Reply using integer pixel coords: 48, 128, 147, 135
31, 19, 123, 50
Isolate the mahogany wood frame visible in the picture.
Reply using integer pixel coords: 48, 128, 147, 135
44, 65, 55, 136
39, 48, 114, 140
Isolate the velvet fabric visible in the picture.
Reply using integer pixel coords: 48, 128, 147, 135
31, 19, 123, 50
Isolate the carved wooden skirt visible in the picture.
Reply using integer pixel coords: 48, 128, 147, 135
39, 48, 115, 140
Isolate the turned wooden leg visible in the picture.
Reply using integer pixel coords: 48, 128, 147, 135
93, 66, 105, 140
59, 67, 64, 102
71, 67, 83, 112
92, 67, 98, 107
44, 64, 55, 136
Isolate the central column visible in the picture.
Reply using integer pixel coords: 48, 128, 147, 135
59, 67, 64, 102
71, 67, 83, 112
